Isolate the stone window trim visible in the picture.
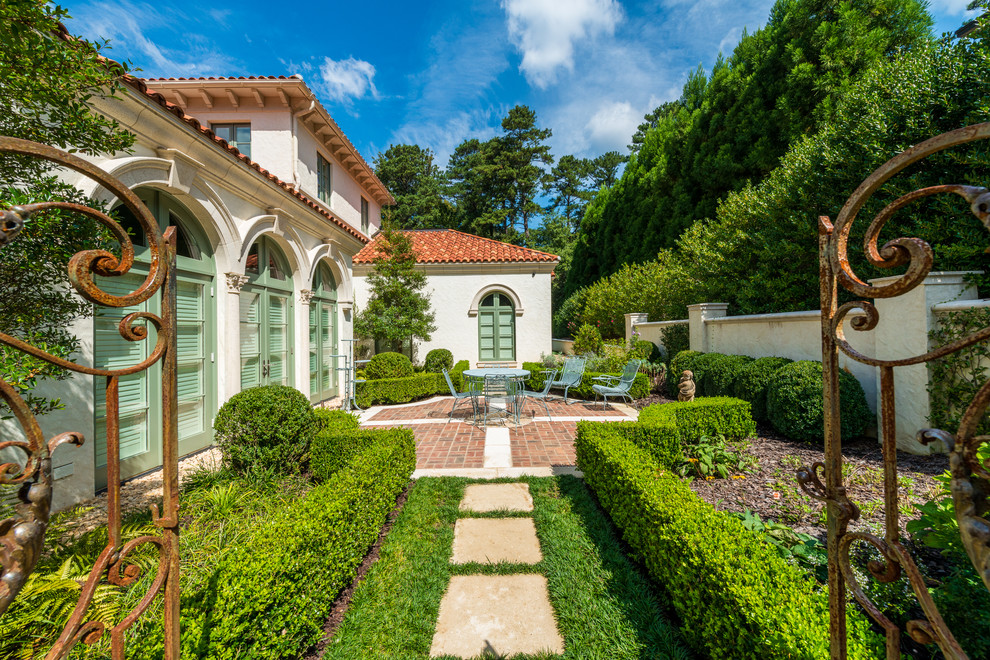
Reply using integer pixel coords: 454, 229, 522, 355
468, 285, 523, 317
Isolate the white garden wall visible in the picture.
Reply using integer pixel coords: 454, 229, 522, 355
627, 272, 985, 454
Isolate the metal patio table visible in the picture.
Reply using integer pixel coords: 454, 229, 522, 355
463, 368, 530, 425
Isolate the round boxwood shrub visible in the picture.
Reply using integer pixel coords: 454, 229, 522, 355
365, 351, 413, 380
733, 356, 793, 422
701, 354, 754, 397
668, 350, 704, 397
766, 360, 872, 442
689, 352, 727, 397
629, 339, 663, 363
213, 385, 317, 475
424, 348, 453, 373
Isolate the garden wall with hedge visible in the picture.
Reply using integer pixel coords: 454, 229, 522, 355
575, 421, 882, 659
131, 427, 415, 660
667, 350, 872, 442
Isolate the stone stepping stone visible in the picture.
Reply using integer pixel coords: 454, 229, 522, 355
459, 482, 534, 513
451, 518, 542, 564
429, 574, 564, 658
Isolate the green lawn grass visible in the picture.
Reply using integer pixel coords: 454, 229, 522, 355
323, 476, 693, 660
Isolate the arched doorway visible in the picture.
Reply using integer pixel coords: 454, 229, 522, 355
239, 236, 294, 389
309, 261, 338, 403
95, 188, 217, 488
478, 292, 515, 362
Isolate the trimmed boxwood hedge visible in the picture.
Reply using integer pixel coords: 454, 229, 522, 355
574, 422, 881, 659
356, 373, 444, 407
311, 427, 410, 482
638, 397, 756, 445
132, 428, 415, 660
424, 348, 453, 373
522, 361, 650, 401
576, 420, 681, 469
701, 353, 753, 397
313, 408, 360, 433
732, 356, 793, 422
449, 359, 470, 392
767, 360, 872, 442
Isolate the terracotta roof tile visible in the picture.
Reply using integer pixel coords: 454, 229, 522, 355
353, 229, 559, 265
143, 76, 297, 81
117, 75, 369, 243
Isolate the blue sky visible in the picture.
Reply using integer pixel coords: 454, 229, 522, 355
69, 0, 980, 168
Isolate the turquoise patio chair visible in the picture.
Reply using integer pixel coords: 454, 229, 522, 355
591, 360, 641, 409
443, 368, 477, 420
547, 357, 586, 404
523, 368, 558, 419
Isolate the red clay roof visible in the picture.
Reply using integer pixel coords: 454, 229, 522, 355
143, 76, 297, 81
117, 75, 369, 243
353, 229, 559, 265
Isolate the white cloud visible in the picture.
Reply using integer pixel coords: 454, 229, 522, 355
501, 0, 623, 88
929, 0, 978, 14
318, 57, 380, 105
584, 101, 642, 152
69, 1, 238, 76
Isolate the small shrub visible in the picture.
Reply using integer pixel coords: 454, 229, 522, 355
574, 423, 881, 659
573, 323, 604, 356
766, 360, 872, 442
675, 434, 757, 479
365, 352, 414, 380
313, 408, 360, 434
213, 385, 317, 476
554, 286, 588, 338
356, 373, 444, 406
423, 348, 453, 373
701, 354, 753, 397
628, 339, 659, 362
450, 359, 470, 391
639, 397, 757, 445
668, 350, 704, 397
732, 356, 794, 422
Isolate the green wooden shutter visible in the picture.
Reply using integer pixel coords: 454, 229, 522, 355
240, 290, 262, 389
267, 293, 289, 386
478, 293, 515, 361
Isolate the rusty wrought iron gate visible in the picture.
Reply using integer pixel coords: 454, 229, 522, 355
0, 137, 180, 659
814, 122, 990, 659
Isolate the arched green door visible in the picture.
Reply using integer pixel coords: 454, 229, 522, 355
95, 189, 216, 489
239, 237, 294, 389
478, 292, 515, 362
309, 261, 338, 403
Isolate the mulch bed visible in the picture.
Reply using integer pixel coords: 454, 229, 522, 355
633, 395, 949, 543
303, 480, 414, 660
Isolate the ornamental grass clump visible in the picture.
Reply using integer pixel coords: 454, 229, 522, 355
213, 385, 317, 477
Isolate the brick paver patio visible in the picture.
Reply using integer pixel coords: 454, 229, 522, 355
359, 396, 636, 473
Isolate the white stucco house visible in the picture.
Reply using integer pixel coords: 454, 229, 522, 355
352, 230, 558, 367
6, 73, 393, 510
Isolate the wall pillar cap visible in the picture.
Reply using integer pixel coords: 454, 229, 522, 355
687, 302, 729, 311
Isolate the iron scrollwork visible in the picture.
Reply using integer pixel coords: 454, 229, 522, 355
0, 137, 180, 659
816, 122, 990, 660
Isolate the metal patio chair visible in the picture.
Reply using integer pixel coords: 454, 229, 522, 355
443, 368, 476, 420
483, 374, 512, 427
523, 368, 558, 419
546, 357, 586, 404
591, 360, 641, 409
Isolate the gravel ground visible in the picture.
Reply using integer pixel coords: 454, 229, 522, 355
52, 447, 222, 541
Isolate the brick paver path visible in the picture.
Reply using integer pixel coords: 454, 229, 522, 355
359, 396, 636, 472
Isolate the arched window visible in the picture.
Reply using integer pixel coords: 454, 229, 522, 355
96, 188, 216, 488
240, 236, 294, 390
309, 261, 338, 402
478, 292, 515, 362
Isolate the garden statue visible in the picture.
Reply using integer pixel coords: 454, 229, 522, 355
677, 370, 695, 402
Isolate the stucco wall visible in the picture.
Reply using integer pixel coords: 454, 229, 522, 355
354, 264, 554, 366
